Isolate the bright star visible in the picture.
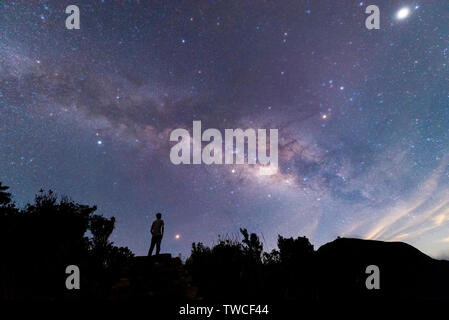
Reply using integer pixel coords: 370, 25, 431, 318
175, 234, 181, 240
396, 7, 410, 20
97, 140, 103, 145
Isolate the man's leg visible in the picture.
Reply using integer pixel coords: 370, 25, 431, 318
155, 235, 161, 255
148, 236, 156, 256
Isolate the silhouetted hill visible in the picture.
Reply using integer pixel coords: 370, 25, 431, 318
315, 238, 449, 301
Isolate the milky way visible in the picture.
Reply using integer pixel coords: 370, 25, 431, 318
1, 1, 449, 258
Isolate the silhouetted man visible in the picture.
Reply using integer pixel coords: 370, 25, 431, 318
148, 213, 164, 256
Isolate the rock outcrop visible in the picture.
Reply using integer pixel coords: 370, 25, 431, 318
110, 254, 199, 300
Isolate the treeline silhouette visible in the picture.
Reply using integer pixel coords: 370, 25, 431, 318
186, 229, 316, 301
0, 182, 133, 299
1, 181, 449, 301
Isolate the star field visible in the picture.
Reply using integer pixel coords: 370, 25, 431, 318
1, 1, 449, 258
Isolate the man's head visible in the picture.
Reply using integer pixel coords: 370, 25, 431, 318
156, 213, 162, 219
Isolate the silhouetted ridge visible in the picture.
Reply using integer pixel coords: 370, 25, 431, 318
315, 237, 449, 301
318, 237, 433, 263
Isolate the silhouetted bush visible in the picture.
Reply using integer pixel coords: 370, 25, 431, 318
0, 183, 133, 299
186, 229, 266, 300
185, 229, 317, 301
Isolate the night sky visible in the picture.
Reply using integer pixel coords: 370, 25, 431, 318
1, 0, 449, 258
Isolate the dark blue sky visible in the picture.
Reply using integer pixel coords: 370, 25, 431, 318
1, 0, 449, 258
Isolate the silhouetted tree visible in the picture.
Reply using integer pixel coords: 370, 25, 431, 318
0, 181, 11, 206
0, 186, 133, 299
277, 235, 314, 265
88, 214, 132, 296
240, 228, 263, 263
90, 215, 116, 249
277, 235, 315, 299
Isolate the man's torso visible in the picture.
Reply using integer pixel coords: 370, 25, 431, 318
151, 219, 164, 236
